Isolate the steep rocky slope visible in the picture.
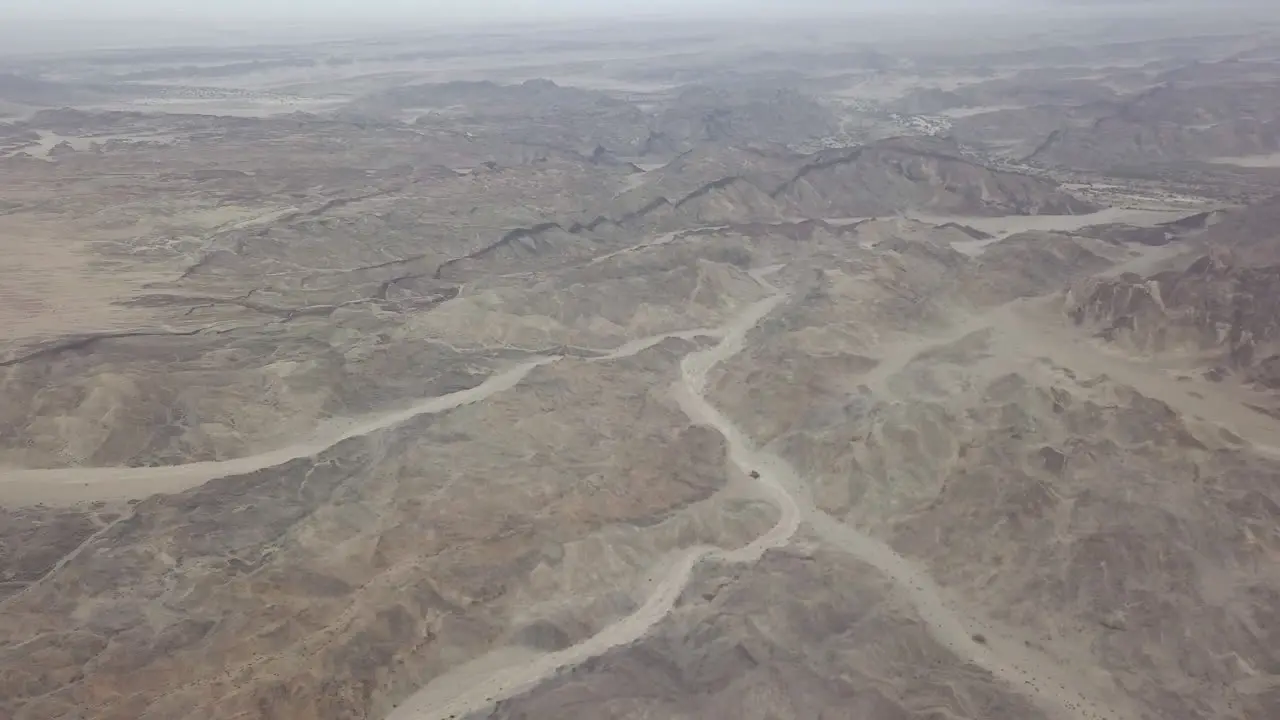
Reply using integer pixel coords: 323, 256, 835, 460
646, 84, 842, 154
435, 137, 1096, 282
1068, 256, 1280, 387
1066, 199, 1280, 391
1193, 195, 1280, 265
1028, 81, 1280, 169
703, 226, 1280, 720
487, 549, 1049, 720
7, 25, 1280, 720
772, 140, 1095, 217
0, 248, 764, 469
0, 337, 777, 720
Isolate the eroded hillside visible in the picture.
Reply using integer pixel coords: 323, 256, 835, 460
3, 12, 1279, 720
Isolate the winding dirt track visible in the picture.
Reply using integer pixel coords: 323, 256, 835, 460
385, 274, 800, 720
2, 261, 1152, 720
0, 328, 723, 507
0, 358, 558, 506
387, 269, 1132, 720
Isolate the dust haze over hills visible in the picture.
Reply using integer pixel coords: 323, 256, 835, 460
2, 4, 1280, 720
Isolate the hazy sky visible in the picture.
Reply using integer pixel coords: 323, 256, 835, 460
1, 0, 1040, 23
2, 0, 1260, 23
9, 0, 1256, 25
0, 0, 1258, 55
10, 0, 732, 21
0, 0, 1082, 55
0, 0, 929, 53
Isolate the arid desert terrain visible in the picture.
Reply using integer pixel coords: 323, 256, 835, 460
2, 6, 1280, 720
